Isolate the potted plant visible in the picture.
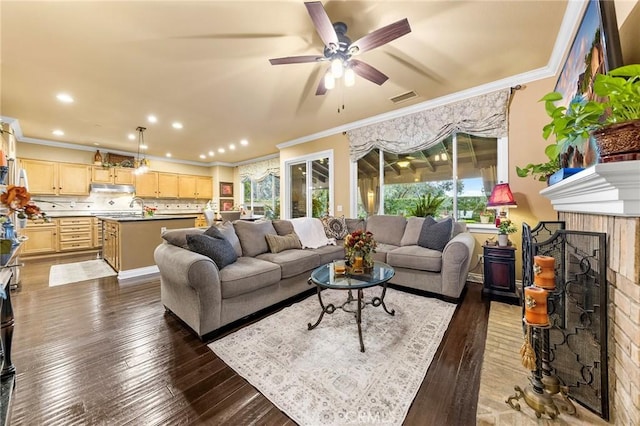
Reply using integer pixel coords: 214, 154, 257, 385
479, 211, 493, 224
497, 219, 517, 246
517, 64, 640, 181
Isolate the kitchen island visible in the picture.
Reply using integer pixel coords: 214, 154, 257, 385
96, 214, 197, 281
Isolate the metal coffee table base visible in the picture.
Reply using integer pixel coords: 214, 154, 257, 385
307, 282, 395, 352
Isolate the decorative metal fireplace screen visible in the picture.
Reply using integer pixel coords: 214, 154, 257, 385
522, 222, 608, 419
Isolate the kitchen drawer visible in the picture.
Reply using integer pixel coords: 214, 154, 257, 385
59, 231, 92, 242
59, 240, 93, 251
58, 217, 92, 227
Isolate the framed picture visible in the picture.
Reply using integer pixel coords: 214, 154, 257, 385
220, 182, 234, 197
220, 199, 235, 211
553, 0, 623, 168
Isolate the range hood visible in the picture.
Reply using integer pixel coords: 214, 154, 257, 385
89, 183, 135, 193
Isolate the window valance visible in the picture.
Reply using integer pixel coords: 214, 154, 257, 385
346, 89, 510, 161
238, 157, 280, 182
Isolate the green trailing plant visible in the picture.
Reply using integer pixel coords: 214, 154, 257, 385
516, 64, 640, 181
409, 193, 446, 217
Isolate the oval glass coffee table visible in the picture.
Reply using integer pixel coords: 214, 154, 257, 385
307, 261, 396, 352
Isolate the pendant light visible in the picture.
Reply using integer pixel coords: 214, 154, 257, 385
134, 126, 149, 175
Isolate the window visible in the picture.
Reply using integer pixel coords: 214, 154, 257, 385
241, 174, 280, 219
355, 133, 502, 224
284, 151, 333, 219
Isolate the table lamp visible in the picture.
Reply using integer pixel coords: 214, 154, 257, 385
486, 182, 517, 226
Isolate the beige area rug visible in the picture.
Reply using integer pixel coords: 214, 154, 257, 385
476, 302, 608, 425
49, 259, 117, 287
209, 288, 456, 425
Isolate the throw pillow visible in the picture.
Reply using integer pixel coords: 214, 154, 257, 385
417, 216, 454, 252
215, 221, 243, 258
265, 232, 302, 253
162, 227, 204, 249
272, 219, 295, 236
233, 220, 277, 257
321, 215, 348, 239
186, 233, 238, 269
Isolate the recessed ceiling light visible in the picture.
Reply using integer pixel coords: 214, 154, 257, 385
218, 148, 225, 153
140, 144, 148, 150
93, 142, 100, 146
199, 154, 206, 159
52, 129, 64, 136
147, 115, 158, 123
172, 122, 183, 129
128, 133, 136, 140
229, 144, 236, 150
56, 93, 74, 103
240, 139, 248, 146
208, 151, 215, 157
166, 153, 172, 158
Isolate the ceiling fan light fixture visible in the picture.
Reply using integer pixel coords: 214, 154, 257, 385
324, 73, 335, 90
330, 58, 343, 78
344, 67, 355, 87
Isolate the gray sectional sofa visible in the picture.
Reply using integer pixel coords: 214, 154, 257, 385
154, 215, 475, 339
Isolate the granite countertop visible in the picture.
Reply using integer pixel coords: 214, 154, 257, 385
46, 211, 201, 219
95, 214, 198, 222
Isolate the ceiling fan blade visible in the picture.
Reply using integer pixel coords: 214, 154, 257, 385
349, 18, 411, 55
350, 59, 388, 85
269, 55, 323, 65
305, 1, 339, 51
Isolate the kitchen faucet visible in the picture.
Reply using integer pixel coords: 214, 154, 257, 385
129, 197, 145, 216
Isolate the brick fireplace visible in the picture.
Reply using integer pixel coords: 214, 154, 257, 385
541, 161, 640, 424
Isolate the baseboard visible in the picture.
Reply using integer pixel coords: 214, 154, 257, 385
117, 265, 160, 283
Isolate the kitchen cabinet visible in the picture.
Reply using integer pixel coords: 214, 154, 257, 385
178, 175, 212, 199
19, 159, 90, 195
157, 173, 179, 198
20, 221, 58, 255
58, 217, 92, 251
483, 245, 519, 304
102, 220, 120, 271
134, 172, 158, 198
91, 166, 134, 185
92, 217, 102, 248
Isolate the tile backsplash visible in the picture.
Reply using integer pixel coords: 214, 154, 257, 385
35, 193, 208, 217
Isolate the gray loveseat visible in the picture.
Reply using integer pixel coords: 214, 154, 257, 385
154, 215, 475, 339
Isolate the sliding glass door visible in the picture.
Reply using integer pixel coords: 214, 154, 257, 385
285, 151, 333, 219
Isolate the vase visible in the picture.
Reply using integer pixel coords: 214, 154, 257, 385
480, 215, 490, 224
18, 217, 28, 229
2, 219, 20, 246
498, 234, 509, 247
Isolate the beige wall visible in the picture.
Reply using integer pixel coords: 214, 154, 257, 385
279, 133, 351, 217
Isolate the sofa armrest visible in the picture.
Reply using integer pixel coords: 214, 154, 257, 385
154, 242, 222, 292
155, 242, 226, 337
440, 232, 476, 299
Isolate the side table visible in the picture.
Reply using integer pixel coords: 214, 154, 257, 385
483, 244, 519, 304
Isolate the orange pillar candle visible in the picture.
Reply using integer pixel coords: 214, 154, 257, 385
353, 255, 363, 270
534, 255, 556, 290
524, 286, 549, 326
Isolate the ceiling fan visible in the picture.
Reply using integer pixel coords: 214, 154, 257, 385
269, 1, 411, 95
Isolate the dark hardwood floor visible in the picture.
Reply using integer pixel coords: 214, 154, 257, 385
8, 253, 491, 425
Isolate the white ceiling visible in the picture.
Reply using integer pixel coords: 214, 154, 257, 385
1, 1, 569, 165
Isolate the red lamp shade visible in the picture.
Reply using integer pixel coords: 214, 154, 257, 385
486, 183, 517, 208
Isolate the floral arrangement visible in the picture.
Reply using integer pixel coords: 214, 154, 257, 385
497, 219, 517, 235
344, 229, 377, 268
0, 185, 47, 221
144, 205, 157, 216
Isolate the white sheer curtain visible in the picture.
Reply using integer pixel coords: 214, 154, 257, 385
346, 90, 510, 161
